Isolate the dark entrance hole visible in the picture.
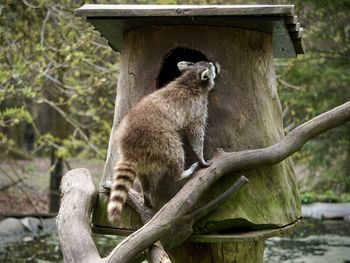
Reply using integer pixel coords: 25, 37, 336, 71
157, 47, 208, 88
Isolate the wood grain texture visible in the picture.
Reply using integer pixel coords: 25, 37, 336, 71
87, 16, 300, 57
108, 100, 350, 263
57, 168, 102, 263
75, 4, 294, 17
75, 4, 304, 56
57, 101, 350, 263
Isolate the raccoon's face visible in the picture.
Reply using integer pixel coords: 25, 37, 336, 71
177, 61, 220, 91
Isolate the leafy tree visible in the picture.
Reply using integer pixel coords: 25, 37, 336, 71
1, 0, 349, 201
278, 0, 350, 191
0, 0, 119, 161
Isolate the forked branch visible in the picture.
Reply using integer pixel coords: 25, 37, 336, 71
107, 101, 350, 263
57, 101, 350, 263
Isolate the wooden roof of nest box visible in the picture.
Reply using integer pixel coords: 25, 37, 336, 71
75, 4, 304, 58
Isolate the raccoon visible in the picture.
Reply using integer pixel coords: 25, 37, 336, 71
107, 61, 220, 225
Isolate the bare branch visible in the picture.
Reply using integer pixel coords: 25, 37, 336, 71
127, 189, 154, 222
0, 177, 24, 191
277, 78, 301, 90
106, 101, 350, 263
58, 101, 350, 263
21, 0, 40, 8
57, 169, 103, 263
127, 190, 171, 263
40, 8, 51, 46
0, 166, 39, 213
43, 98, 102, 156
185, 175, 249, 222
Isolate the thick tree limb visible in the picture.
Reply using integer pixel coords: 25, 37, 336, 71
127, 189, 154, 222
106, 101, 350, 263
160, 175, 249, 249
57, 168, 102, 263
127, 189, 171, 263
185, 175, 249, 222
57, 101, 350, 263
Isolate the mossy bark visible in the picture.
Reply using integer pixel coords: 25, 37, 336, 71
92, 25, 301, 262
168, 241, 265, 263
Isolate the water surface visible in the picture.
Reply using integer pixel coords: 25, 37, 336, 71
1, 219, 350, 262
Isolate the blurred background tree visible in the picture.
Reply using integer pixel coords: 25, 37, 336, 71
0, 0, 119, 212
0, 0, 118, 160
277, 0, 350, 195
0, 0, 349, 213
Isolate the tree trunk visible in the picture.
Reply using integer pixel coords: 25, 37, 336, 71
168, 241, 265, 263
344, 125, 350, 191
57, 101, 350, 263
93, 25, 301, 261
49, 147, 63, 213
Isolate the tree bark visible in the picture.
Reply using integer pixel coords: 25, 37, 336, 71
57, 168, 102, 263
57, 101, 350, 263
94, 25, 300, 232
49, 148, 63, 213
107, 101, 350, 263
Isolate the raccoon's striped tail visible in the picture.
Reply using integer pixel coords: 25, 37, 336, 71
107, 161, 137, 225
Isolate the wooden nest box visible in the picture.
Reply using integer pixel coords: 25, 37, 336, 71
75, 4, 304, 262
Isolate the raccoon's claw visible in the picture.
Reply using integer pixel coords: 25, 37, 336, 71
200, 160, 212, 168
176, 162, 199, 181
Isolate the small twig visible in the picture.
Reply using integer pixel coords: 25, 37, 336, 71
40, 8, 51, 46
127, 189, 154, 222
64, 160, 72, 170
277, 78, 301, 90
43, 98, 102, 156
0, 166, 39, 213
21, 0, 40, 8
0, 177, 24, 191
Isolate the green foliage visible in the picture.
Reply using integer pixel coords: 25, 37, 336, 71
0, 0, 119, 159
277, 0, 350, 191
1, 0, 349, 197
0, 107, 32, 127
301, 191, 350, 204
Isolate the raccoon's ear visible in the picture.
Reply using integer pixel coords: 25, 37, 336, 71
201, 68, 210, 80
177, 61, 193, 72
215, 62, 221, 74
